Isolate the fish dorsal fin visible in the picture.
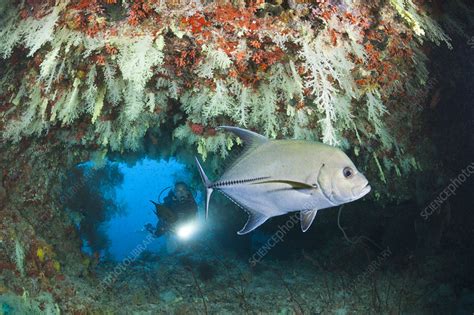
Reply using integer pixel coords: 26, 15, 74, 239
237, 212, 269, 235
218, 126, 269, 174
300, 209, 319, 232
218, 126, 268, 149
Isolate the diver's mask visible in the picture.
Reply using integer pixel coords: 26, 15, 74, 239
174, 184, 192, 202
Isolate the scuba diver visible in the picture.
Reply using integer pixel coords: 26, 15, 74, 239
145, 182, 198, 238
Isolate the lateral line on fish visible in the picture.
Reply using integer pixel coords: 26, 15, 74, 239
211, 176, 271, 188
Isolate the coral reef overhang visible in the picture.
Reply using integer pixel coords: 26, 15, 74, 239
0, 0, 459, 196
1, 0, 473, 313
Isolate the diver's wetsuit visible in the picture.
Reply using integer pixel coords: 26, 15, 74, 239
147, 188, 198, 237
163, 193, 197, 221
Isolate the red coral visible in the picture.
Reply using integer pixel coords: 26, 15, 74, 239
173, 48, 199, 76
214, 5, 259, 32
85, 15, 106, 37
71, 0, 100, 11
105, 43, 118, 55
329, 29, 339, 46
252, 50, 264, 64
217, 37, 238, 56
249, 40, 261, 49
182, 14, 211, 33
251, 45, 284, 73
128, 0, 153, 26
190, 123, 204, 135
95, 55, 106, 66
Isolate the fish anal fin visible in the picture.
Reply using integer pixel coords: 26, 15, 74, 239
300, 209, 319, 232
237, 211, 269, 235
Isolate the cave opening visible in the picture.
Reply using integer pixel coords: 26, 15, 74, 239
62, 157, 204, 262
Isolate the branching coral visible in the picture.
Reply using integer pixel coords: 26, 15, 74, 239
0, 292, 60, 315
14, 239, 25, 277
389, 0, 452, 47
0, 0, 454, 196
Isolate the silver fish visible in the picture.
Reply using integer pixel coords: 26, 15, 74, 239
195, 126, 371, 235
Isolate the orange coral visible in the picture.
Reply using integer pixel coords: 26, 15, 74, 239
105, 43, 118, 55
214, 4, 259, 32
128, 0, 153, 26
181, 14, 211, 33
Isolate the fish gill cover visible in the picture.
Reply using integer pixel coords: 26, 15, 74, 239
0, 0, 473, 314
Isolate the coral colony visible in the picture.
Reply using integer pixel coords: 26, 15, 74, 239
1, 0, 450, 178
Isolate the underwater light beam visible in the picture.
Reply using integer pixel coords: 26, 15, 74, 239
175, 221, 199, 240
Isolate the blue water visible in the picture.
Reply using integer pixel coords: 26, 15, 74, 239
104, 158, 202, 260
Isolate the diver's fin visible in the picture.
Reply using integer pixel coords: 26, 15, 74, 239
195, 156, 213, 220
150, 200, 159, 215
237, 211, 269, 235
300, 209, 319, 232
217, 126, 268, 148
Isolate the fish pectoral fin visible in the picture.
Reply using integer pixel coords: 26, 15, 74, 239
252, 179, 315, 190
300, 209, 319, 232
237, 211, 270, 235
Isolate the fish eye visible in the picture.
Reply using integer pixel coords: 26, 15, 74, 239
343, 167, 354, 179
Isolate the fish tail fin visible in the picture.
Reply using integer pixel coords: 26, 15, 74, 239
194, 156, 213, 220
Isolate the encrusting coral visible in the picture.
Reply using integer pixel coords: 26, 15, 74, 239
0, 0, 454, 195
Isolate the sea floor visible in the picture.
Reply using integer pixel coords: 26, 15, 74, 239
0, 234, 466, 314
61, 243, 458, 314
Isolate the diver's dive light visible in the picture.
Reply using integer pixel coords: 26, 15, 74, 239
175, 221, 199, 240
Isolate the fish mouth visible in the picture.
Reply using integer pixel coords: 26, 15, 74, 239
358, 183, 371, 198
352, 182, 371, 199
